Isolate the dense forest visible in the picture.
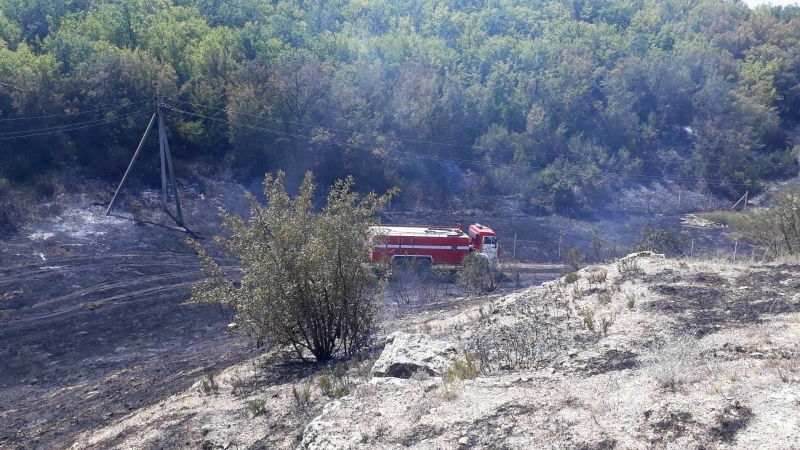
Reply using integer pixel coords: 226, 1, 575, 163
1, 0, 799, 211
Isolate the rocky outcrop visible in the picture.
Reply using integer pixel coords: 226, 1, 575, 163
371, 333, 458, 378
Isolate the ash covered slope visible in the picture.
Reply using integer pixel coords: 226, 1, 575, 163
70, 255, 800, 450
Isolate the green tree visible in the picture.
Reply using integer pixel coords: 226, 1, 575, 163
188, 171, 397, 362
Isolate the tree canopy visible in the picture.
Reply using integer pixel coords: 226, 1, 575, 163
1, 0, 799, 210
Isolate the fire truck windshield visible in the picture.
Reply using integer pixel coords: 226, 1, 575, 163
483, 236, 497, 246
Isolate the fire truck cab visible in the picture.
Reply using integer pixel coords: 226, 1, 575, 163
467, 223, 499, 261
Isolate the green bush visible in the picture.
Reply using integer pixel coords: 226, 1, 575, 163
188, 172, 396, 362
457, 253, 502, 294
634, 221, 686, 256
443, 354, 480, 381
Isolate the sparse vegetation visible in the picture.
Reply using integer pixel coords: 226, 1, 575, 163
317, 375, 333, 397
702, 188, 800, 258
598, 293, 612, 305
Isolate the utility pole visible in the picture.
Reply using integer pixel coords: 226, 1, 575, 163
106, 96, 184, 227
513, 233, 517, 259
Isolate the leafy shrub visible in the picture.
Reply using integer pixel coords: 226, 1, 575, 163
634, 221, 686, 256
457, 253, 502, 294
598, 293, 611, 305
702, 188, 800, 258
130, 200, 144, 220
188, 172, 396, 361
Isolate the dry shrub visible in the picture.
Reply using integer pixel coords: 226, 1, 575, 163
292, 383, 312, 409
617, 257, 642, 276
588, 270, 607, 284
644, 332, 701, 391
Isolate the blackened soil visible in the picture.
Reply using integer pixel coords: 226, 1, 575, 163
645, 269, 800, 336
0, 198, 254, 450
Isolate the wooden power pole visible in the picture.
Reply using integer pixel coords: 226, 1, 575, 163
106, 97, 184, 227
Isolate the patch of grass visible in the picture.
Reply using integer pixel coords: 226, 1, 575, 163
626, 295, 636, 310
317, 374, 333, 396
572, 285, 584, 301
580, 308, 595, 332
131, 200, 144, 220
617, 258, 642, 276
230, 376, 246, 396
247, 399, 267, 417
200, 373, 219, 395
443, 354, 480, 382
292, 383, 312, 409
333, 384, 350, 398
563, 272, 579, 284
598, 293, 612, 305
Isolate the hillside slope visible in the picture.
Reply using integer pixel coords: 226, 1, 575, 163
68, 255, 800, 450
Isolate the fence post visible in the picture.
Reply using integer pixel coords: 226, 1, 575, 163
690, 240, 694, 259
734, 240, 738, 262
678, 192, 681, 210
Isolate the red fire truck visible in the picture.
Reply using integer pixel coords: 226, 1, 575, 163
369, 223, 499, 266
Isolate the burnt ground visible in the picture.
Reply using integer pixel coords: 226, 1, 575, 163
0, 179, 766, 450
0, 184, 258, 450
644, 265, 800, 336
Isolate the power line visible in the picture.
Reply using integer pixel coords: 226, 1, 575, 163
0, 108, 153, 137
170, 107, 760, 187
0, 110, 153, 141
170, 98, 799, 172
0, 99, 152, 122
